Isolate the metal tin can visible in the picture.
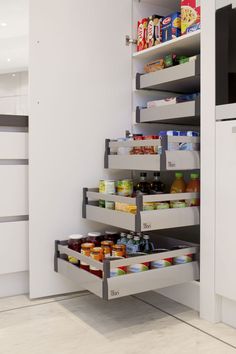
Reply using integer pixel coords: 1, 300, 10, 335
150, 249, 173, 269
80, 243, 95, 271
90, 247, 103, 278
112, 244, 126, 257
106, 257, 127, 277
105, 201, 115, 210
127, 252, 150, 273
99, 180, 116, 194
117, 179, 133, 197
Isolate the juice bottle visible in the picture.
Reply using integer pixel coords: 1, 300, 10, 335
170, 173, 186, 193
186, 173, 200, 206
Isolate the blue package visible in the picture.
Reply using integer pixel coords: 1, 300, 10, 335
162, 12, 181, 42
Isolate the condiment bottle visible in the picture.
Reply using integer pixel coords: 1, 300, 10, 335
186, 173, 200, 206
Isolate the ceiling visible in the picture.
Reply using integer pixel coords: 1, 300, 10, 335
0, 0, 28, 74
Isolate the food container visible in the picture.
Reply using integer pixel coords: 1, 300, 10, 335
143, 135, 159, 154
68, 234, 86, 266
127, 252, 150, 273
150, 249, 173, 269
171, 201, 186, 208
115, 202, 137, 214
143, 202, 156, 211
171, 245, 193, 264
117, 138, 132, 155
99, 180, 116, 194
80, 243, 95, 271
137, 18, 148, 51
105, 231, 119, 243
117, 179, 134, 197
101, 240, 114, 258
162, 12, 181, 42
106, 257, 127, 277
90, 247, 103, 278
105, 201, 115, 210
131, 135, 144, 155
99, 199, 105, 208
112, 244, 126, 257
144, 58, 165, 73
156, 202, 170, 210
147, 15, 163, 47
86, 232, 103, 246
181, 0, 201, 35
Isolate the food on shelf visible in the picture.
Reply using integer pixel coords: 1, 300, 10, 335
115, 202, 137, 214
178, 54, 198, 64
171, 245, 193, 264
170, 173, 187, 194
87, 232, 102, 246
137, 18, 148, 51
144, 58, 165, 73
68, 234, 86, 265
143, 202, 156, 211
150, 172, 165, 194
117, 179, 133, 197
147, 93, 200, 109
143, 135, 159, 154
181, 0, 201, 35
90, 247, 103, 278
171, 201, 187, 208
142, 235, 155, 252
109, 257, 127, 277
104, 230, 119, 243
186, 173, 200, 206
156, 202, 170, 210
112, 244, 126, 257
147, 15, 163, 47
162, 12, 181, 42
127, 252, 150, 273
135, 172, 151, 195
159, 130, 200, 151
150, 249, 173, 269
99, 180, 116, 194
80, 242, 95, 271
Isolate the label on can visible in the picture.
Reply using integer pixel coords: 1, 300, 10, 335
117, 180, 133, 197
99, 180, 116, 194
105, 201, 115, 210
151, 258, 173, 269
110, 267, 127, 277
173, 255, 193, 264
128, 263, 149, 273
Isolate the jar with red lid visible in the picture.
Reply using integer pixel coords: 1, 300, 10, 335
90, 247, 103, 278
86, 232, 103, 246
80, 243, 95, 271
68, 234, 85, 266
105, 231, 119, 243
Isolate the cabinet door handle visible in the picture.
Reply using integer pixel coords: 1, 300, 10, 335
232, 127, 236, 133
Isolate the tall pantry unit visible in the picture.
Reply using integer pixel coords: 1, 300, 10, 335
29, 0, 220, 323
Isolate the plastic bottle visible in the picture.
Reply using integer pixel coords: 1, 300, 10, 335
142, 235, 154, 252
126, 234, 135, 254
117, 232, 128, 245
186, 173, 200, 206
132, 236, 141, 253
170, 173, 186, 193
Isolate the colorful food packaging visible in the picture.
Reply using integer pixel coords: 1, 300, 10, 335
162, 12, 181, 42
127, 253, 150, 273
115, 202, 137, 215
147, 15, 163, 48
117, 179, 134, 196
143, 135, 159, 154
137, 18, 148, 51
147, 97, 177, 109
108, 257, 127, 277
144, 58, 165, 73
181, 0, 201, 35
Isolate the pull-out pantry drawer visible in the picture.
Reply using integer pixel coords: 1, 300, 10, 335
55, 236, 199, 300
0, 165, 28, 217
0, 221, 28, 275
0, 132, 28, 159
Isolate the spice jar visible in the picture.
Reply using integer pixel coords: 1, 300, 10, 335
90, 247, 104, 278
80, 243, 95, 271
68, 234, 85, 266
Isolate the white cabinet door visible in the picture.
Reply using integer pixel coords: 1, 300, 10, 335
29, 0, 132, 298
216, 120, 236, 301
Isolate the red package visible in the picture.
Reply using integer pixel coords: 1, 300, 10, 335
137, 18, 148, 52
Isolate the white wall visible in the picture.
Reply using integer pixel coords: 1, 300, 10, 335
0, 71, 29, 298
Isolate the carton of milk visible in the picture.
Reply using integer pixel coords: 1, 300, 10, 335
162, 12, 181, 42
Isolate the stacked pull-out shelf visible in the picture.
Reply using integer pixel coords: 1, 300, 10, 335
55, 27, 201, 300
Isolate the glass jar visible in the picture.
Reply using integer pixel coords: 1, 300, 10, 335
86, 232, 103, 246
80, 242, 95, 271
90, 247, 103, 278
112, 244, 126, 258
105, 231, 119, 243
101, 240, 114, 258
68, 234, 85, 266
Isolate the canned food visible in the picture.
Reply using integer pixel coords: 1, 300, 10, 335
171, 246, 193, 264
105, 201, 115, 210
143, 202, 156, 211
99, 180, 116, 194
127, 252, 149, 273
90, 247, 103, 278
156, 202, 170, 210
171, 201, 186, 208
150, 249, 173, 269
117, 179, 133, 197
99, 199, 105, 208
112, 244, 126, 257
106, 257, 127, 277
80, 243, 95, 271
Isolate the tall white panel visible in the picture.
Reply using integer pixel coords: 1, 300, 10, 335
29, 0, 132, 298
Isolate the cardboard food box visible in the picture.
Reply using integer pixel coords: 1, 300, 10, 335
147, 15, 163, 48
162, 12, 181, 42
181, 0, 201, 34
137, 18, 148, 52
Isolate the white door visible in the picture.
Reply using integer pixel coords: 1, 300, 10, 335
216, 120, 236, 301
29, 0, 132, 298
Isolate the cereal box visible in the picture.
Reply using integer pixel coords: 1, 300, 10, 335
137, 18, 148, 52
162, 12, 181, 42
181, 0, 201, 34
147, 15, 163, 48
